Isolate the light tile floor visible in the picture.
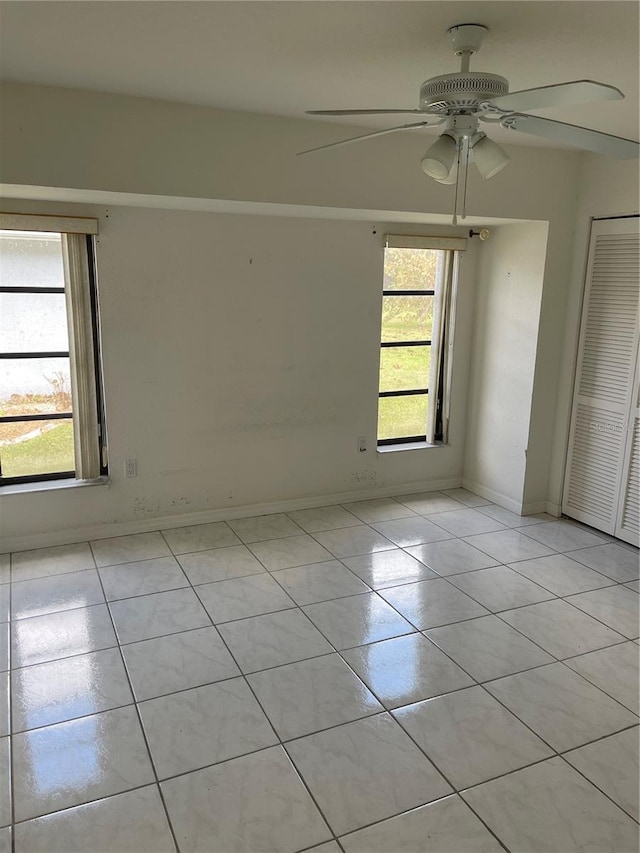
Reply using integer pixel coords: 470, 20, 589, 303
1, 490, 639, 852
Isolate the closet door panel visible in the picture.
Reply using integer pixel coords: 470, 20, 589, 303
564, 219, 640, 538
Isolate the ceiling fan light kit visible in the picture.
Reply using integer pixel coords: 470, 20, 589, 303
301, 22, 639, 224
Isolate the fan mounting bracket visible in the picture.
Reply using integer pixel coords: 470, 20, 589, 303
447, 24, 489, 56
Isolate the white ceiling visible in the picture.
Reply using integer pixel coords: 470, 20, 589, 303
1, 1, 638, 150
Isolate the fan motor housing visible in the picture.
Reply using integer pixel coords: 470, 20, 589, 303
420, 72, 509, 112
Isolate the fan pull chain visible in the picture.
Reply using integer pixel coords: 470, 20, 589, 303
452, 138, 462, 225
452, 136, 470, 225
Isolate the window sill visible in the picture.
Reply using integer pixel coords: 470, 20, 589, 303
0, 475, 110, 496
377, 441, 445, 453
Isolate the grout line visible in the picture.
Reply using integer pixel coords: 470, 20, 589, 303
87, 538, 181, 853
182, 546, 343, 849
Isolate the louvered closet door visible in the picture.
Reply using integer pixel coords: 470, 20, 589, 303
563, 218, 640, 543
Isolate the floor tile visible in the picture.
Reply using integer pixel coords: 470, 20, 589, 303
227, 513, 303, 543
447, 565, 555, 612
441, 488, 491, 507
161, 746, 331, 853
569, 543, 640, 583
427, 508, 507, 538
12, 705, 154, 822
309, 844, 341, 853
248, 534, 333, 571
485, 662, 637, 751
312, 527, 395, 559
287, 713, 451, 836
161, 521, 239, 554
340, 794, 503, 852
177, 544, 265, 585
10, 543, 95, 583
248, 654, 382, 739
0, 557, 8, 585
475, 504, 551, 528
12, 647, 133, 732
303, 593, 415, 649
564, 727, 639, 820
121, 625, 239, 701
566, 586, 639, 638
425, 614, 554, 682
0, 827, 8, 853
139, 677, 277, 779
342, 498, 416, 523
10, 569, 104, 620
11, 605, 117, 668
287, 505, 362, 533
196, 573, 295, 623
405, 539, 498, 577
99, 556, 188, 601
564, 641, 639, 713
13, 785, 176, 853
625, 579, 640, 592
0, 739, 9, 828
343, 549, 438, 589
463, 529, 554, 563
0, 589, 8, 624
521, 520, 608, 552
394, 491, 463, 515
370, 516, 453, 547
499, 599, 626, 658
342, 633, 474, 709
394, 685, 552, 789
271, 560, 370, 605
218, 609, 332, 673
109, 588, 210, 644
379, 579, 489, 630
90, 532, 171, 568
506, 553, 616, 596
462, 757, 639, 853
0, 675, 7, 738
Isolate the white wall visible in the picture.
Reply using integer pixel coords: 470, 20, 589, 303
546, 154, 640, 512
463, 222, 550, 510
1, 82, 581, 223
0, 202, 479, 548
0, 82, 595, 547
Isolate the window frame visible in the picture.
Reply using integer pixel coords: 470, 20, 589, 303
0, 219, 107, 486
377, 234, 465, 448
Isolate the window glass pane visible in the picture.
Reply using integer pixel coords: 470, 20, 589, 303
0, 231, 65, 288
381, 295, 433, 342
379, 346, 431, 392
0, 358, 72, 417
377, 394, 428, 441
0, 292, 69, 353
383, 247, 440, 290
0, 418, 74, 478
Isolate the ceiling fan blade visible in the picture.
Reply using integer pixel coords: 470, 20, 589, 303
501, 114, 639, 159
306, 109, 424, 116
297, 119, 443, 155
488, 80, 624, 113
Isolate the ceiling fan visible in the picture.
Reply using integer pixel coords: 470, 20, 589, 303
299, 24, 639, 222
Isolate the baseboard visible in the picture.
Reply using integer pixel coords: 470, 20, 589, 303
544, 501, 562, 518
461, 478, 524, 515
3, 476, 464, 553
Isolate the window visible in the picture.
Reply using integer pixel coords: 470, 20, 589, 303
377, 234, 465, 447
0, 214, 107, 485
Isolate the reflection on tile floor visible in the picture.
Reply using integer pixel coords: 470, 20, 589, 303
3, 490, 639, 851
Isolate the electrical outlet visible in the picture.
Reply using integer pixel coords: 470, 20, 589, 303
125, 459, 137, 478
357, 436, 367, 452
